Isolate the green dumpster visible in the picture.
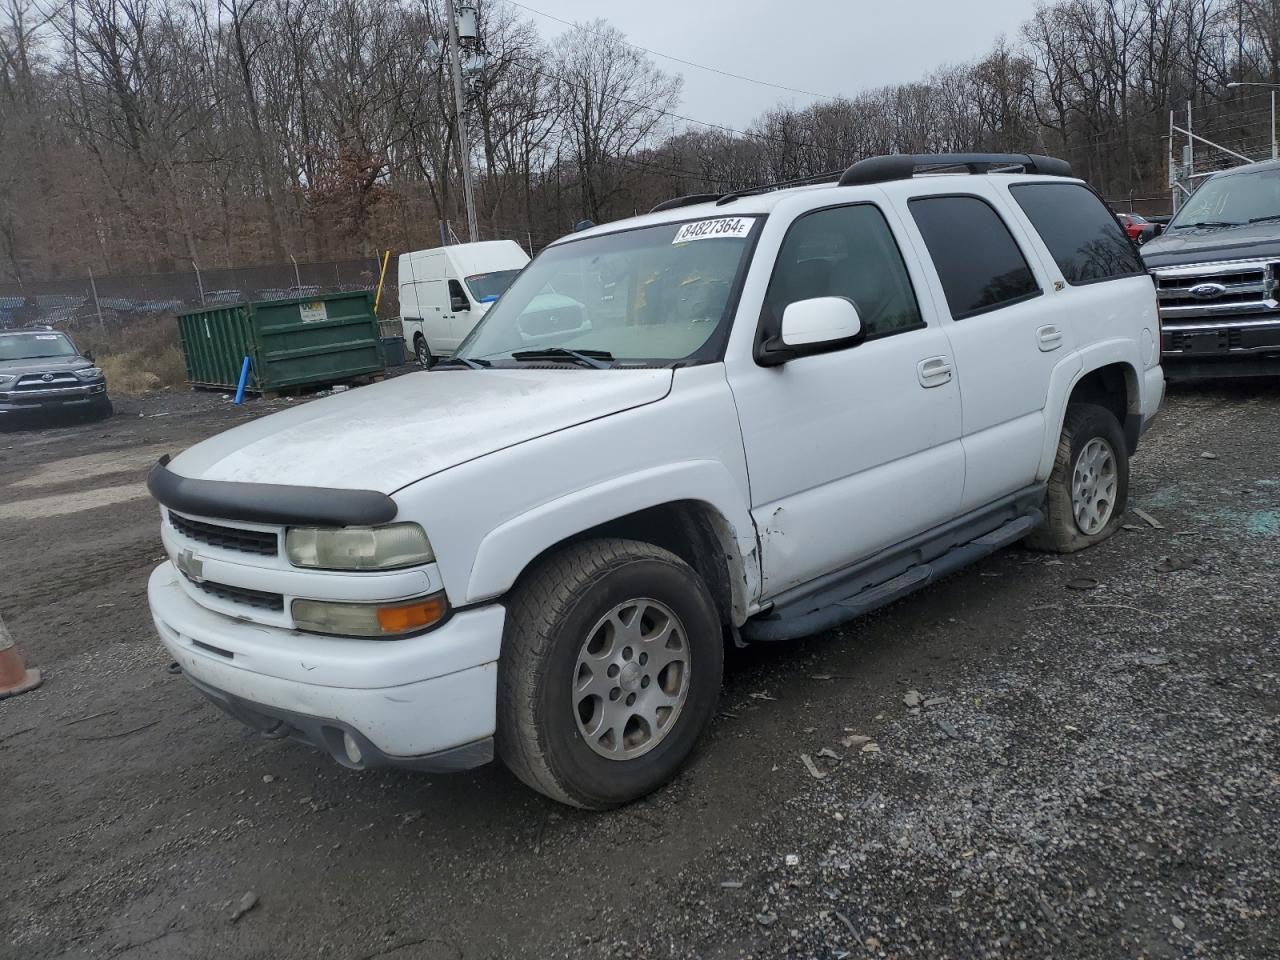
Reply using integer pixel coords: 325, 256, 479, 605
176, 291, 385, 393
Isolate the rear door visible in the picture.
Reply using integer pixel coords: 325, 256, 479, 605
900, 187, 1078, 512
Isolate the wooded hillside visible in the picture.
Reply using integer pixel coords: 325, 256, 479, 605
2, 0, 1278, 281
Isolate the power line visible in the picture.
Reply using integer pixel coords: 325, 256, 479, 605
512, 57, 825, 155
504, 0, 834, 102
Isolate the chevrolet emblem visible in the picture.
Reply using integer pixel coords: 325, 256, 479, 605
176, 549, 205, 583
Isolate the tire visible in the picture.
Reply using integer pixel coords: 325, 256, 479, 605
414, 335, 435, 369
1026, 403, 1129, 553
86, 396, 113, 421
497, 538, 724, 809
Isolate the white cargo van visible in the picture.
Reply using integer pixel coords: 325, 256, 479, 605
399, 240, 529, 366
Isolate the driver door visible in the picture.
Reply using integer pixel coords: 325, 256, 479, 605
727, 201, 965, 599
446, 279, 474, 347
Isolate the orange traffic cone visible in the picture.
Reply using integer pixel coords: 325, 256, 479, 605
0, 615, 41, 700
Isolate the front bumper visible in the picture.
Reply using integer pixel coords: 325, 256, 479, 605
148, 562, 505, 771
0, 381, 107, 413
1160, 316, 1280, 378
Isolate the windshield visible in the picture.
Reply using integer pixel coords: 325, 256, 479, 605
0, 332, 77, 361
455, 216, 758, 366
1172, 167, 1280, 227
465, 269, 522, 303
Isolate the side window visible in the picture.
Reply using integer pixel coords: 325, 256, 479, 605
447, 279, 468, 309
1010, 182, 1146, 284
764, 204, 924, 341
909, 195, 1041, 320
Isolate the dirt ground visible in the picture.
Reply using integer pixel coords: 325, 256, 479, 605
1, 377, 1277, 960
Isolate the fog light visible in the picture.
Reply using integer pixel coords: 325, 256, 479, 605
343, 732, 363, 765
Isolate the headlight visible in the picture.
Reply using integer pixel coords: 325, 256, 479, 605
285, 523, 434, 570
292, 593, 447, 637
74, 367, 103, 380
0, 374, 14, 387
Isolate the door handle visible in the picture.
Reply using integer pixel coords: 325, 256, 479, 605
917, 355, 953, 387
1037, 325, 1063, 351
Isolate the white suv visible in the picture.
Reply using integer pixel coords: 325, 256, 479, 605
146, 153, 1164, 808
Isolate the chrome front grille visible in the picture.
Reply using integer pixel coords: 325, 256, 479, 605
169, 512, 279, 557
14, 372, 80, 391
1154, 260, 1278, 320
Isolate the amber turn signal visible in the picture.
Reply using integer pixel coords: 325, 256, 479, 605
375, 596, 447, 634
292, 593, 448, 638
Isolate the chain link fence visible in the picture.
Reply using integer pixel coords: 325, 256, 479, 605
0, 257, 400, 331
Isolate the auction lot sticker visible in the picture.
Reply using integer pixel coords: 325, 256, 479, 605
672, 217, 756, 244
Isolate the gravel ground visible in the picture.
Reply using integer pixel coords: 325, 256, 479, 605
1, 376, 1277, 960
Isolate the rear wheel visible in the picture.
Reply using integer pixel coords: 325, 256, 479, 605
497, 538, 723, 809
1027, 403, 1128, 553
414, 334, 435, 369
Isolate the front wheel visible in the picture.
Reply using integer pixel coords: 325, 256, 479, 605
88, 395, 114, 421
1027, 403, 1129, 553
497, 538, 723, 809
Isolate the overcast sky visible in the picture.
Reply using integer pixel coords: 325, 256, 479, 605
509, 0, 1036, 131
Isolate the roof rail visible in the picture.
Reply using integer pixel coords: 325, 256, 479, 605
650, 193, 722, 214
715, 168, 845, 206
838, 153, 1072, 187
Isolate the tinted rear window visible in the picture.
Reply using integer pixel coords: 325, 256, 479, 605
1011, 183, 1145, 284
909, 195, 1040, 320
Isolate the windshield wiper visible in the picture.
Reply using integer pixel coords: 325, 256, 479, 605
1247, 214, 1280, 224
1174, 220, 1240, 229
510, 347, 613, 369
434, 356, 490, 369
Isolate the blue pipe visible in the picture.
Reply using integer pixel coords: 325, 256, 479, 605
233, 356, 251, 405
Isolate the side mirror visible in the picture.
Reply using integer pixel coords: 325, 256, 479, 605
758, 297, 864, 366
451, 295, 470, 312
83, 351, 95, 362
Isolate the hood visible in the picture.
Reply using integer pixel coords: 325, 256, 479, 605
1141, 222, 1280, 268
0, 355, 91, 376
169, 367, 673, 494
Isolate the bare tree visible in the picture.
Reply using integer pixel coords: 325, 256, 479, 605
549, 19, 681, 222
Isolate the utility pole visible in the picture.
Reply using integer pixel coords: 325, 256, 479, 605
87, 268, 104, 332
444, 0, 479, 243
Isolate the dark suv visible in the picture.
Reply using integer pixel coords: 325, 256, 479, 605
0, 328, 113, 420
1142, 159, 1280, 378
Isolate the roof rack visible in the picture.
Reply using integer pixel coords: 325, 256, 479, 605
715, 168, 845, 205
650, 193, 722, 214
839, 153, 1072, 186
646, 155, 1072, 217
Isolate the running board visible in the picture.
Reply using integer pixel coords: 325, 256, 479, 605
742, 510, 1043, 642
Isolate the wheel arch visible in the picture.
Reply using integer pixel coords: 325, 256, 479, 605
1068, 361, 1140, 452
465, 463, 759, 627
1038, 342, 1142, 480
